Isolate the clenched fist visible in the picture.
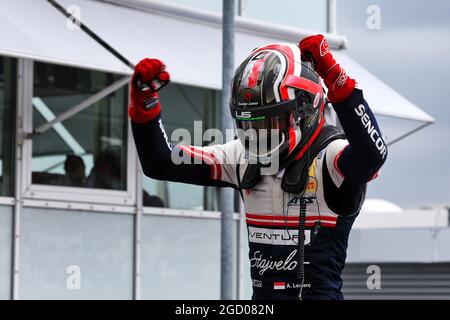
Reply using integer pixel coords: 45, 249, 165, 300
128, 58, 170, 123
299, 34, 355, 103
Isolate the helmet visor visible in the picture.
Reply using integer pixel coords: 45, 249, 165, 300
234, 110, 297, 163
235, 112, 295, 131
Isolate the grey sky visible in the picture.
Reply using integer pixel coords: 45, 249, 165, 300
337, 0, 450, 208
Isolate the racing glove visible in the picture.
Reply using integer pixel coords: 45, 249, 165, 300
299, 34, 355, 103
128, 58, 170, 123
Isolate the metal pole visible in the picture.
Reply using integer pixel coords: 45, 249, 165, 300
236, 200, 246, 299
11, 58, 33, 300
327, 0, 337, 34
220, 0, 235, 300
133, 159, 143, 300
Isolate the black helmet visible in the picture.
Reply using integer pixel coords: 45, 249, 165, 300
230, 43, 326, 166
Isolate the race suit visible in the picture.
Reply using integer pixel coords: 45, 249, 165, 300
132, 88, 387, 300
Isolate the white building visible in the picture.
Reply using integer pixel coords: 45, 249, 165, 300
0, 0, 444, 300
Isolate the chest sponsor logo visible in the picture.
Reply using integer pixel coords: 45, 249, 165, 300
306, 180, 317, 193
250, 250, 309, 276
287, 196, 315, 207
248, 227, 311, 246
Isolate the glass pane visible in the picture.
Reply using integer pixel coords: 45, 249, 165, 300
0, 56, 16, 197
245, 0, 327, 32
20, 207, 133, 299
142, 84, 218, 210
141, 215, 221, 299
0, 206, 12, 300
32, 62, 127, 190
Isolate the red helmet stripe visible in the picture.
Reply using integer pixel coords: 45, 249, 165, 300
294, 102, 326, 161
254, 44, 295, 100
248, 52, 270, 88
294, 117, 325, 161
279, 45, 295, 100
284, 75, 322, 95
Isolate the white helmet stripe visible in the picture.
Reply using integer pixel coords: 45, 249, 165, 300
287, 43, 302, 76
251, 43, 302, 102
265, 49, 286, 103
284, 43, 302, 99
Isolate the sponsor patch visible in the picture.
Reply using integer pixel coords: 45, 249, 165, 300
306, 179, 317, 193
287, 195, 314, 207
252, 279, 263, 288
248, 227, 311, 246
336, 69, 349, 87
320, 38, 330, 57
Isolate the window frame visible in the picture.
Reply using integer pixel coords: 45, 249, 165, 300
140, 85, 220, 211
0, 56, 17, 198
18, 59, 137, 206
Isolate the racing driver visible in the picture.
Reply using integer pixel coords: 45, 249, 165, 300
129, 34, 388, 300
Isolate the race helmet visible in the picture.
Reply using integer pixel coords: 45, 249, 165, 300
230, 43, 326, 166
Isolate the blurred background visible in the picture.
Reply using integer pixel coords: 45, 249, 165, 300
0, 0, 448, 299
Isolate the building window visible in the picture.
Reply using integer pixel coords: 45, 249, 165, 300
31, 62, 128, 190
0, 56, 16, 197
142, 84, 218, 210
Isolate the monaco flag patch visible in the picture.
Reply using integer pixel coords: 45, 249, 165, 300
273, 282, 286, 290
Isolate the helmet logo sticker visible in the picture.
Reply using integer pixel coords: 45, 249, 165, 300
244, 91, 253, 102
235, 110, 252, 119
313, 92, 321, 109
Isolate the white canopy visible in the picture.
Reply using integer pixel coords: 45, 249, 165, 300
333, 52, 434, 123
0, 0, 130, 74
0, 0, 434, 128
56, 0, 434, 126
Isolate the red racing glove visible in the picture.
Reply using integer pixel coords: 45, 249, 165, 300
128, 58, 170, 123
299, 34, 355, 103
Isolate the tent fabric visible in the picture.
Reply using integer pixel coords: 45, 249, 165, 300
0, 0, 130, 74
56, 0, 434, 124
334, 52, 434, 123
0, 0, 434, 124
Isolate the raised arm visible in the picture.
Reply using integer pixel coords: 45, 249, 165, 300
129, 58, 239, 189
300, 35, 388, 215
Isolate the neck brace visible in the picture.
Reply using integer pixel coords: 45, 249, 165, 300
238, 125, 346, 194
